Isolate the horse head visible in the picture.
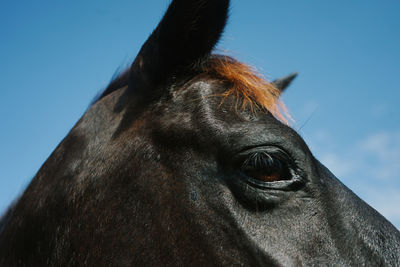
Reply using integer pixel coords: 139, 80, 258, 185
1, 0, 399, 265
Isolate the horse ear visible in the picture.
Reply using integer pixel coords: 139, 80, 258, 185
272, 72, 298, 94
129, 0, 230, 99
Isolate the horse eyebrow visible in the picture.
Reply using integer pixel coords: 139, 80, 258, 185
201, 55, 291, 125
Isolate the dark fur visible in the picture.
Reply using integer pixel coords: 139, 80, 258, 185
1, 0, 399, 266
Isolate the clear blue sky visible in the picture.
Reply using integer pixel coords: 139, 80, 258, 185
1, 0, 399, 229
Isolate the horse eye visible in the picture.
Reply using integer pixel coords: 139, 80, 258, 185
241, 152, 291, 183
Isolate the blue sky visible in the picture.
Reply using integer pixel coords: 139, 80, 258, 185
0, 0, 399, 229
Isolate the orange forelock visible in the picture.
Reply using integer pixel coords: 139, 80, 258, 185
202, 55, 291, 125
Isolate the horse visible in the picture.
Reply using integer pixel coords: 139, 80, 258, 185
1, 0, 399, 265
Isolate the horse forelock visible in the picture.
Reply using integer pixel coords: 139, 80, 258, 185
201, 55, 291, 125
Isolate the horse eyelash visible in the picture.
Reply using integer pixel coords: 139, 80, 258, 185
242, 152, 281, 170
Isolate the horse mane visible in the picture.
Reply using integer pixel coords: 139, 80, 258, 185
97, 55, 290, 124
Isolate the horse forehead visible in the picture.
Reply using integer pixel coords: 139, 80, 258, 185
156, 79, 278, 148
170, 77, 220, 106
169, 77, 281, 125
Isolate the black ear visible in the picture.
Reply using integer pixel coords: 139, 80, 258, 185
130, 0, 230, 98
272, 72, 298, 94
